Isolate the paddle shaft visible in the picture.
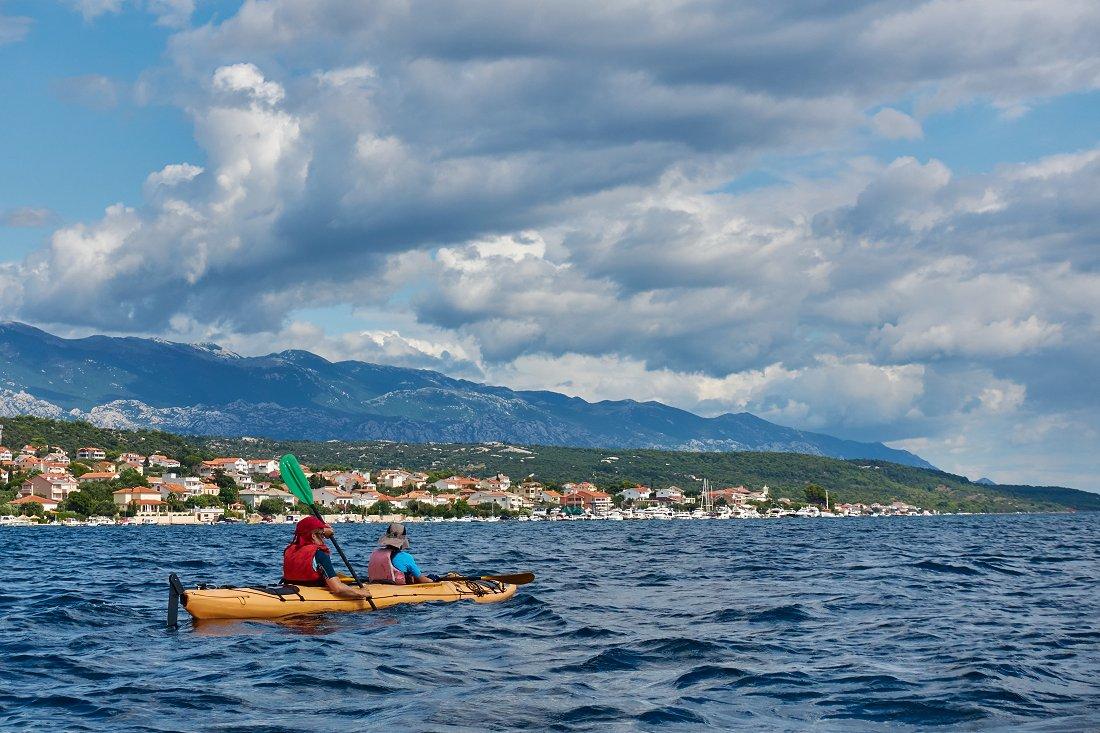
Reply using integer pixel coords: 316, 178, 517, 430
445, 572, 534, 586
309, 503, 364, 587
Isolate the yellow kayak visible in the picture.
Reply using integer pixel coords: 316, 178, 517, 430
171, 575, 519, 622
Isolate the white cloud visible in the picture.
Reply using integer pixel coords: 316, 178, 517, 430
0, 11, 31, 45
70, 0, 124, 21
146, 0, 193, 28
67, 0, 193, 26
52, 74, 121, 110
6, 0, 1100, 486
2, 207, 55, 228
145, 162, 203, 189
315, 64, 376, 87
870, 108, 923, 140
211, 63, 285, 106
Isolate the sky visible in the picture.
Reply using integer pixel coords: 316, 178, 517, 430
1, 1, 1099, 490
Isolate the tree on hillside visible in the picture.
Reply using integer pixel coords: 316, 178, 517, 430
187, 494, 222, 509
804, 483, 828, 507
257, 498, 288, 516
117, 468, 149, 488
376, 500, 397, 515
64, 485, 119, 518
219, 485, 240, 506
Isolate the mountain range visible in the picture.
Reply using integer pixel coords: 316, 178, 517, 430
0, 322, 933, 468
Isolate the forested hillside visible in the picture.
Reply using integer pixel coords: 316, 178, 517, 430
3, 415, 1098, 513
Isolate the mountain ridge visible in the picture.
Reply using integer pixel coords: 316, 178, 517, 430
0, 321, 934, 467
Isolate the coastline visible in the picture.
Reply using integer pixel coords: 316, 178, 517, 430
0, 509, 1075, 528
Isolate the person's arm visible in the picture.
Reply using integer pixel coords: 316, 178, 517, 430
324, 575, 374, 599
395, 552, 431, 584
317, 549, 373, 599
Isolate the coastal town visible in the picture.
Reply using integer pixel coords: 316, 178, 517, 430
0, 439, 940, 527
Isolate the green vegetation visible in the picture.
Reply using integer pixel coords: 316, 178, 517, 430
257, 498, 289, 516
2, 415, 1098, 514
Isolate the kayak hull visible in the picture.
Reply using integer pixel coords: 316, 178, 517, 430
181, 579, 518, 621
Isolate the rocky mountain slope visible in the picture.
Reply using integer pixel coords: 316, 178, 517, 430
0, 322, 934, 467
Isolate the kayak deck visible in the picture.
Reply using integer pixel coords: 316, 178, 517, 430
179, 577, 518, 621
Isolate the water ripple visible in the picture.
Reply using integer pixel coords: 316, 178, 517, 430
1, 514, 1098, 731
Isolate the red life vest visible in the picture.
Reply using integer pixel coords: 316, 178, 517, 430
368, 547, 406, 584
283, 541, 330, 584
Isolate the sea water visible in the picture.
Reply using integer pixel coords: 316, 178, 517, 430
1, 513, 1097, 731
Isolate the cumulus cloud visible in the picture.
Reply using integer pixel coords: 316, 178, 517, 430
211, 62, 285, 105
144, 162, 203, 190
870, 107, 923, 140
6, 0, 1100, 485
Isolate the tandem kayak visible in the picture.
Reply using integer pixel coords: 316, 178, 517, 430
168, 573, 521, 623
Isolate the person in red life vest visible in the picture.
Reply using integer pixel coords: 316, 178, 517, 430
282, 516, 373, 599
367, 522, 432, 584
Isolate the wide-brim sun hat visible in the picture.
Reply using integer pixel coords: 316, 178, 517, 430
378, 522, 409, 550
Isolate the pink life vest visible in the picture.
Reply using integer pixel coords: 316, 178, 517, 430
368, 547, 406, 584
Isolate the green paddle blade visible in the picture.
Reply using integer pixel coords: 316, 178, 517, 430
279, 454, 314, 506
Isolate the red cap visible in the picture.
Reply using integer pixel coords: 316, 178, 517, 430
294, 515, 330, 540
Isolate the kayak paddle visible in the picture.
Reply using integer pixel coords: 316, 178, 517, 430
453, 572, 535, 586
337, 572, 535, 586
279, 453, 367, 589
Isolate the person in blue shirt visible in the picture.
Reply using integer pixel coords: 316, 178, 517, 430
367, 522, 431, 584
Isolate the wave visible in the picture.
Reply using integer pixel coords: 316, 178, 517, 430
911, 559, 982, 575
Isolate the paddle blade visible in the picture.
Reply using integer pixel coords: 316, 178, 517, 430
485, 572, 535, 586
279, 454, 313, 506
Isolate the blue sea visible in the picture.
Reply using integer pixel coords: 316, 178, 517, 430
1, 514, 1098, 732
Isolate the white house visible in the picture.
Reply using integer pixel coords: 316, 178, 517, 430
247, 459, 279, 475
0, 446, 13, 461
148, 454, 181, 469
200, 457, 249, 476
514, 482, 544, 499
537, 490, 562, 505
312, 487, 353, 508
655, 487, 685, 503
433, 476, 480, 492
77, 447, 107, 461
163, 476, 204, 496
620, 486, 652, 502
377, 470, 416, 490
193, 506, 223, 523
331, 471, 371, 489
239, 487, 295, 510
112, 487, 166, 514
477, 473, 512, 491
468, 491, 526, 511
349, 490, 382, 509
